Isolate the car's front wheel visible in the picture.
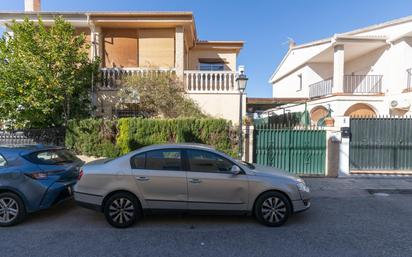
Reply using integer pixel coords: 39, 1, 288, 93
254, 191, 291, 227
0, 192, 26, 227
103, 192, 141, 228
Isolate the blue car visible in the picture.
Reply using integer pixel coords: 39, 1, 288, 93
0, 145, 83, 226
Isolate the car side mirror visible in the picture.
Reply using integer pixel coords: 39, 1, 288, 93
231, 165, 242, 175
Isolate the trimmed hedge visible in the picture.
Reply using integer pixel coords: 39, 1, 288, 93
65, 119, 120, 158
66, 118, 237, 158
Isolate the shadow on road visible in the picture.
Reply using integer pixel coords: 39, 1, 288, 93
18, 199, 312, 229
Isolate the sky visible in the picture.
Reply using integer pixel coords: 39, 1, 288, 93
1, 0, 412, 97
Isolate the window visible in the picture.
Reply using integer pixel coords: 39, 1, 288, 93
0, 154, 7, 167
199, 59, 225, 71
131, 153, 146, 169
146, 150, 182, 171
25, 149, 81, 165
187, 150, 234, 173
199, 63, 225, 71
297, 74, 302, 91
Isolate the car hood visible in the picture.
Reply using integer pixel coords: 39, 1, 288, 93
252, 164, 300, 181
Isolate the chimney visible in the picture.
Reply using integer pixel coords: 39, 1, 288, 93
25, 0, 41, 12
288, 37, 296, 49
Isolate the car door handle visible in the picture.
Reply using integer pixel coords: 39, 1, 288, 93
136, 176, 150, 182
189, 178, 202, 184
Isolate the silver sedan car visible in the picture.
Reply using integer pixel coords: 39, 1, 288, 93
74, 144, 310, 228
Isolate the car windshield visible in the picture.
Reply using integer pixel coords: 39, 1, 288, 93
25, 149, 81, 165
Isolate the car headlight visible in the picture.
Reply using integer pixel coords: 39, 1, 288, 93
296, 182, 310, 193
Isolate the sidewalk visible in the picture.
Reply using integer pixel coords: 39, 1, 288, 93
305, 177, 412, 198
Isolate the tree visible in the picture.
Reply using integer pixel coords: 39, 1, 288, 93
118, 72, 206, 118
0, 17, 99, 128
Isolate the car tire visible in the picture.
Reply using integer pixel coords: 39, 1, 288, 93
254, 191, 291, 227
0, 192, 26, 227
103, 192, 141, 228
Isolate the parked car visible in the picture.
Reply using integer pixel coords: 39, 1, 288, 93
0, 145, 83, 226
74, 144, 310, 228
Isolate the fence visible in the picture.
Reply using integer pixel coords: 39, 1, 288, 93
253, 125, 327, 176
0, 127, 65, 147
350, 116, 412, 171
254, 112, 304, 128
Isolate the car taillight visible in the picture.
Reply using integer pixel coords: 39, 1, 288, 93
77, 169, 84, 180
25, 172, 48, 180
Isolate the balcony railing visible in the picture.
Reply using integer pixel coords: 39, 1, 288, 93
99, 68, 176, 89
343, 75, 382, 94
407, 68, 412, 92
99, 68, 239, 94
184, 71, 239, 93
309, 78, 333, 98
309, 75, 383, 99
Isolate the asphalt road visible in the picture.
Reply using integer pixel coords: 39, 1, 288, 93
1, 178, 412, 257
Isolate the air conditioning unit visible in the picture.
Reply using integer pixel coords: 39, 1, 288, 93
390, 98, 411, 111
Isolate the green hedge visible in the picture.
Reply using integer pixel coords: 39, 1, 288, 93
66, 118, 237, 158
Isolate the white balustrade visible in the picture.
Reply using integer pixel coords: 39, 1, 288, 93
99, 68, 240, 94
184, 71, 239, 93
99, 68, 176, 89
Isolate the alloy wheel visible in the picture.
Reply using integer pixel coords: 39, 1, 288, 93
108, 198, 135, 225
0, 197, 19, 224
261, 196, 287, 224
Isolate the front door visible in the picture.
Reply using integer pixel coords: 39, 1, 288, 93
131, 149, 187, 210
185, 149, 249, 211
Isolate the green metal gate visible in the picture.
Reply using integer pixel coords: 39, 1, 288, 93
254, 125, 326, 175
350, 117, 412, 171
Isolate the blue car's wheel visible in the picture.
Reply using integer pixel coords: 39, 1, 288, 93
0, 192, 26, 227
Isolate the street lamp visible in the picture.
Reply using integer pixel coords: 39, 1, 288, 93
236, 70, 248, 159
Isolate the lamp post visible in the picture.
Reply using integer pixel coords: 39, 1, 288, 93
236, 70, 248, 159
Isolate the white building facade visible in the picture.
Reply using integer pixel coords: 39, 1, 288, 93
269, 16, 412, 123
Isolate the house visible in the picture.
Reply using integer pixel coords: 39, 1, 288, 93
0, 0, 245, 123
268, 15, 412, 124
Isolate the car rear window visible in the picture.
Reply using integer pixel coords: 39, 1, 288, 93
25, 149, 81, 165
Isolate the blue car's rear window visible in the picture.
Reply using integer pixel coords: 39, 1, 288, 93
24, 149, 81, 165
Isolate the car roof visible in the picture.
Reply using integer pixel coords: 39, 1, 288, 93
136, 143, 216, 152
0, 144, 63, 155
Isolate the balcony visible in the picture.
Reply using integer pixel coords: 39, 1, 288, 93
98, 68, 239, 94
309, 75, 383, 99
184, 71, 239, 94
99, 68, 176, 89
309, 78, 333, 99
343, 75, 382, 94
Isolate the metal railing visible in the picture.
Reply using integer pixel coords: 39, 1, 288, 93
309, 78, 333, 98
184, 70, 239, 93
309, 75, 383, 98
0, 128, 65, 146
112, 107, 141, 118
99, 68, 176, 89
343, 75, 383, 94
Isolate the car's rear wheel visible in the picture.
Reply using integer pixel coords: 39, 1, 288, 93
254, 191, 291, 227
0, 192, 26, 227
103, 192, 141, 228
